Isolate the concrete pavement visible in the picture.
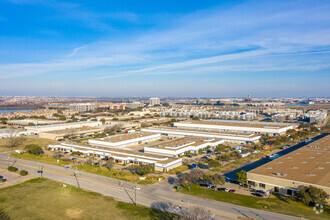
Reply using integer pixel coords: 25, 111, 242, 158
0, 153, 298, 220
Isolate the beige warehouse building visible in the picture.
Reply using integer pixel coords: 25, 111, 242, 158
247, 135, 330, 199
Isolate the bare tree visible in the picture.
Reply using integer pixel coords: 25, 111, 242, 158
104, 157, 115, 171
104, 124, 122, 133
7, 134, 25, 148
181, 206, 214, 220
179, 169, 204, 191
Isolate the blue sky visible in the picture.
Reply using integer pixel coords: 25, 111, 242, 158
0, 0, 329, 97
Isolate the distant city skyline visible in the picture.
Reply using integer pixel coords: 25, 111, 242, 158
0, 0, 329, 97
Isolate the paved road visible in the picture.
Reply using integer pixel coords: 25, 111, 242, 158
0, 153, 297, 220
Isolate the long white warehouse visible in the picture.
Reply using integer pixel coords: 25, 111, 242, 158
173, 120, 297, 135
142, 127, 261, 143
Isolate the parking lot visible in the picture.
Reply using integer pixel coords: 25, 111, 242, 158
0, 168, 33, 188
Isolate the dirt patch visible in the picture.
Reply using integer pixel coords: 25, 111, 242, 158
65, 208, 83, 219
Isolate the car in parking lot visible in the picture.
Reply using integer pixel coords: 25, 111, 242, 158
217, 187, 226, 191
229, 189, 236, 193
252, 192, 263, 197
132, 186, 140, 190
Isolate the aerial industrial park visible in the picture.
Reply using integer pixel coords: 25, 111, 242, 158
0, 0, 329, 220
0, 96, 329, 219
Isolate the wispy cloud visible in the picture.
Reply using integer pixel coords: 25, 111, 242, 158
0, 0, 329, 96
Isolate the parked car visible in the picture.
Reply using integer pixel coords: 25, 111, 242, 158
207, 184, 214, 189
224, 187, 230, 192
255, 190, 265, 194
132, 186, 140, 190
199, 183, 208, 187
252, 193, 263, 197
217, 187, 226, 191
229, 189, 236, 193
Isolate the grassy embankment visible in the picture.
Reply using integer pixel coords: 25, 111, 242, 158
11, 152, 71, 166
0, 137, 58, 153
72, 164, 163, 185
0, 178, 176, 220
179, 184, 329, 220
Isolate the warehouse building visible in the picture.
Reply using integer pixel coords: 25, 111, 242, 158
143, 136, 224, 157
88, 132, 161, 148
173, 120, 297, 135
247, 135, 330, 198
48, 143, 182, 172
141, 127, 261, 144
39, 126, 105, 141
26, 121, 102, 133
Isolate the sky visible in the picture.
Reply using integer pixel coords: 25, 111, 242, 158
0, 0, 329, 97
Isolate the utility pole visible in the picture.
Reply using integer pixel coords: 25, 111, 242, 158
74, 171, 80, 188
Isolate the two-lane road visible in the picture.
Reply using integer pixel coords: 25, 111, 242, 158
0, 153, 297, 220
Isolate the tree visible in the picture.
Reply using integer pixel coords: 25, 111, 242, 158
100, 118, 106, 125
136, 164, 154, 176
24, 144, 44, 155
192, 116, 200, 121
207, 159, 221, 170
202, 174, 225, 186
7, 135, 25, 148
236, 170, 247, 184
296, 185, 329, 206
58, 115, 66, 120
181, 206, 213, 220
179, 169, 203, 191
104, 157, 115, 171
27, 122, 35, 126
104, 124, 122, 133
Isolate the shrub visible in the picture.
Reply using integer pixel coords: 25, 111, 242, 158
7, 166, 17, 172
71, 151, 84, 156
20, 170, 28, 176
24, 144, 44, 155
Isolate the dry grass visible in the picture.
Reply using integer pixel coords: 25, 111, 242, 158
0, 136, 58, 153
0, 178, 172, 220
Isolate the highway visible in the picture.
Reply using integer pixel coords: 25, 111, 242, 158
0, 153, 298, 220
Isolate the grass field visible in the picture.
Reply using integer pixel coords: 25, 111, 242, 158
0, 178, 175, 220
179, 184, 329, 220
72, 164, 163, 185
11, 152, 72, 166
167, 165, 190, 174
0, 137, 58, 153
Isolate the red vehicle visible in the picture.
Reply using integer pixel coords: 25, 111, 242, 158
229, 189, 236, 193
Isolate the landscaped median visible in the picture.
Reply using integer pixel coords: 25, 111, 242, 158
72, 164, 163, 185
177, 184, 329, 220
10, 152, 72, 166
0, 178, 176, 220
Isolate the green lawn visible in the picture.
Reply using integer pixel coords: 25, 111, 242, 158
179, 184, 329, 220
0, 137, 58, 153
0, 178, 176, 220
11, 152, 72, 166
72, 164, 163, 185
167, 165, 190, 174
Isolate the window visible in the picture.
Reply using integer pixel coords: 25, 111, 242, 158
287, 189, 293, 196
259, 183, 265, 189
274, 187, 279, 193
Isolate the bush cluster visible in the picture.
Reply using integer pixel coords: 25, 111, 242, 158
7, 166, 17, 172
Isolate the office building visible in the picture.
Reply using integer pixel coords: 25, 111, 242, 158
149, 98, 160, 106
69, 103, 96, 112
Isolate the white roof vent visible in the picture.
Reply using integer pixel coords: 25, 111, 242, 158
292, 166, 299, 169
307, 173, 316, 176
317, 166, 324, 169
302, 161, 307, 163
281, 173, 287, 176
278, 161, 283, 163
266, 166, 272, 169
